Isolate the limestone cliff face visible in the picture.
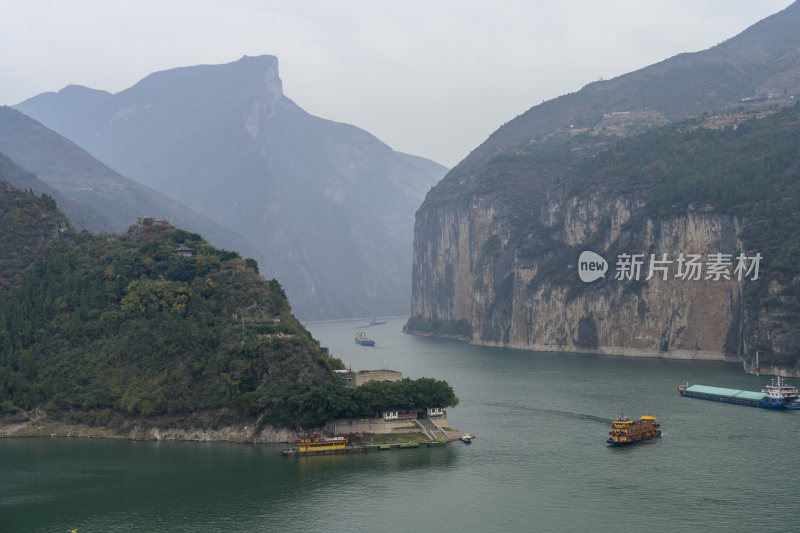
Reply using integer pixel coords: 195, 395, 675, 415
410, 2, 800, 375
411, 191, 764, 364
242, 56, 291, 138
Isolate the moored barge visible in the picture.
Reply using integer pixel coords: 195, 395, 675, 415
678, 376, 800, 409
607, 415, 661, 446
281, 431, 367, 456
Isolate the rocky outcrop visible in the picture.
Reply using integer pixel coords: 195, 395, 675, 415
0, 408, 297, 443
409, 4, 800, 377
410, 183, 799, 377
413, 190, 741, 351
0, 410, 455, 443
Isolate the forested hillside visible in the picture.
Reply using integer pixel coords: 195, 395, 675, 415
0, 176, 71, 290
0, 207, 333, 425
0, 180, 457, 432
15, 56, 448, 320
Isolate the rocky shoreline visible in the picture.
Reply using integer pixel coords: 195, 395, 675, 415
0, 408, 294, 443
0, 408, 467, 444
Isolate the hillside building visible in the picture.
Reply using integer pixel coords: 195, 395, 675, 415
334, 368, 402, 388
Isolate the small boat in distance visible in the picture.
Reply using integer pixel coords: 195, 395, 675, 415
678, 377, 800, 409
355, 331, 375, 346
607, 415, 661, 446
460, 434, 473, 444
370, 317, 387, 326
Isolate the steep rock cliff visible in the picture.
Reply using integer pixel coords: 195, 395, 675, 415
409, 4, 800, 375
410, 104, 800, 376
413, 190, 744, 354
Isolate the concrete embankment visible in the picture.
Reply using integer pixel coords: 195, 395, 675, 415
1, 410, 466, 444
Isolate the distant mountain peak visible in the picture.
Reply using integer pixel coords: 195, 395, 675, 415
235, 55, 288, 136
56, 84, 112, 99
93, 54, 288, 131
14, 54, 448, 320
226, 54, 285, 101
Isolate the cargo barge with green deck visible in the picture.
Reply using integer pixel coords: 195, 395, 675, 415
678, 377, 800, 409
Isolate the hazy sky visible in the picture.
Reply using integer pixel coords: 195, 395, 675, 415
1, 1, 794, 167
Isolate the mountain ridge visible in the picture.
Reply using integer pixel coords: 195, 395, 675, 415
452, 1, 800, 176
0, 178, 458, 437
16, 55, 448, 320
408, 1, 800, 374
0, 106, 267, 272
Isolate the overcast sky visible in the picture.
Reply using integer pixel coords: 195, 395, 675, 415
1, 1, 794, 168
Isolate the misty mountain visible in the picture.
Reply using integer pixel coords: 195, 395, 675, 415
454, 1, 800, 174
0, 150, 84, 225
408, 1, 800, 371
0, 106, 266, 268
16, 55, 447, 320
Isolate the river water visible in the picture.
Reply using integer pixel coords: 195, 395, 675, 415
2, 317, 798, 532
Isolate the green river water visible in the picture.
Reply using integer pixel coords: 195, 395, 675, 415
1, 317, 798, 532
